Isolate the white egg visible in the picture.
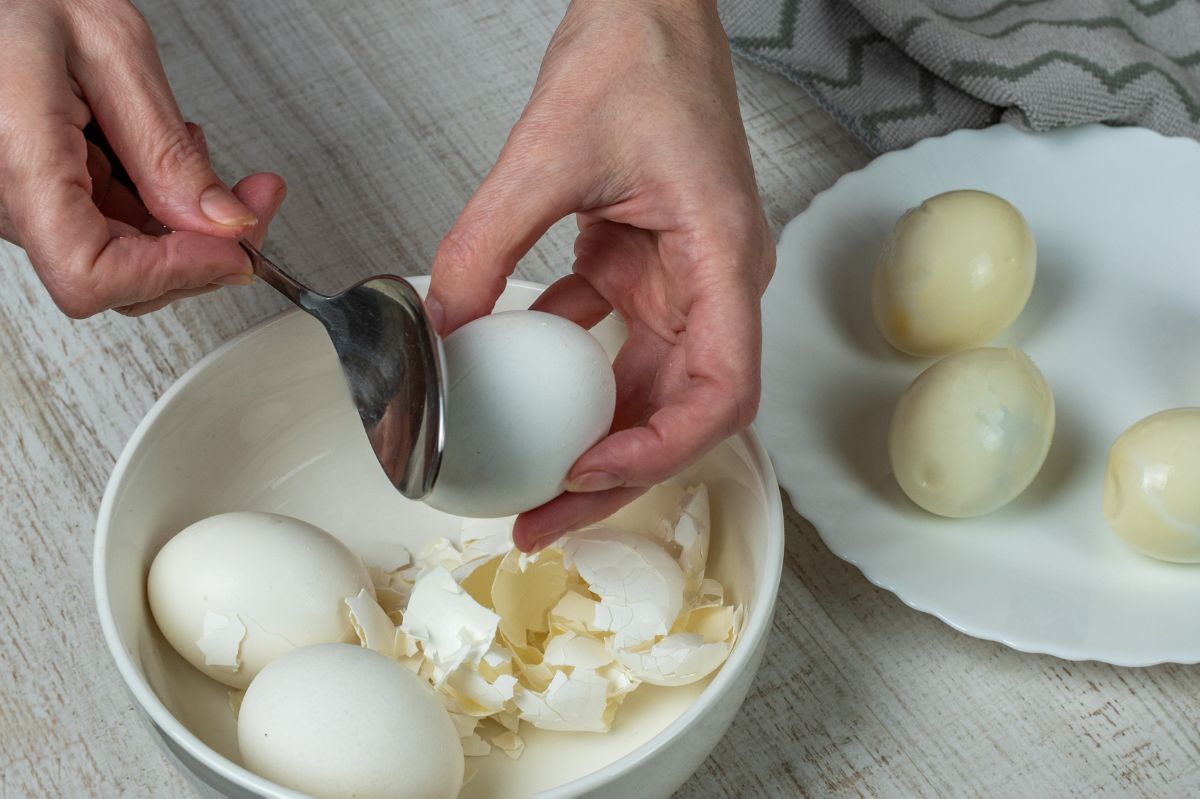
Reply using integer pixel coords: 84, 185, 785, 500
238, 643, 464, 799
889, 347, 1055, 518
147, 512, 372, 689
872, 189, 1036, 356
425, 310, 616, 518
1103, 408, 1200, 563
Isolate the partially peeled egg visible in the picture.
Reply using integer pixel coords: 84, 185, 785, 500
1103, 408, 1200, 562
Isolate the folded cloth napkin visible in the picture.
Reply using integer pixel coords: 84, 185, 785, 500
718, 0, 1200, 152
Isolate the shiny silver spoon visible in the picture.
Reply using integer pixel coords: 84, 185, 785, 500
239, 242, 445, 499
77, 123, 445, 498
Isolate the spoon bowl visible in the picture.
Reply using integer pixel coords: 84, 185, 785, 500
239, 243, 444, 498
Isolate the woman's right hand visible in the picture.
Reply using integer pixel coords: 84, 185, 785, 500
0, 0, 285, 318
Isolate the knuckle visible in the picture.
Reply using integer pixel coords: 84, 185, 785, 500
152, 127, 207, 181
74, 1, 156, 56
434, 228, 477, 273
47, 283, 103, 319
122, 8, 156, 48
103, 0, 156, 47
720, 384, 760, 435
433, 228, 500, 297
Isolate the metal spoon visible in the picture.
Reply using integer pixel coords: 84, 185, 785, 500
239, 242, 445, 499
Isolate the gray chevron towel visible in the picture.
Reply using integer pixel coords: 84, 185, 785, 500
718, 0, 1200, 152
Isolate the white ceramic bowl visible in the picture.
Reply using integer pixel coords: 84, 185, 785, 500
95, 278, 784, 799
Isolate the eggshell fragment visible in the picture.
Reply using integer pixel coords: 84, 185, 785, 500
401, 567, 500, 683
560, 528, 685, 649
548, 591, 604, 636
669, 485, 711, 595
620, 605, 740, 686
491, 548, 569, 653
460, 516, 517, 558
358, 541, 412, 574
196, 610, 246, 671
344, 590, 395, 654
445, 668, 519, 717
514, 669, 614, 732
616, 634, 731, 687
460, 734, 491, 757
542, 631, 614, 671
490, 730, 525, 760
228, 689, 244, 717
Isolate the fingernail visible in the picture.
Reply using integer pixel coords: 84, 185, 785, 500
200, 185, 258, 227
425, 295, 446, 335
214, 273, 254, 286
567, 471, 623, 492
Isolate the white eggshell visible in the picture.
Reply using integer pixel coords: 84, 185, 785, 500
238, 644, 464, 799
872, 190, 1036, 356
889, 347, 1055, 518
147, 512, 372, 689
1104, 408, 1200, 563
425, 310, 616, 517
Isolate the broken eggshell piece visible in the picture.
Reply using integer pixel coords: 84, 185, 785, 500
333, 484, 740, 751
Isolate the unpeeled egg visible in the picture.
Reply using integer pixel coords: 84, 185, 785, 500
425, 310, 616, 518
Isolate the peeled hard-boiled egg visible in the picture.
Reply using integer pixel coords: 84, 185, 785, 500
1103, 408, 1200, 562
147, 512, 372, 689
872, 189, 1036, 356
425, 310, 616, 518
889, 347, 1055, 517
238, 643, 464, 799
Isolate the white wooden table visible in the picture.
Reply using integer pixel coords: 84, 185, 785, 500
3, 2, 1200, 797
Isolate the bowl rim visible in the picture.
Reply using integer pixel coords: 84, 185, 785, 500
94, 277, 786, 798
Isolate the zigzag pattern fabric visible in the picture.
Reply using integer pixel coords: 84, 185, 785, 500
718, 0, 1200, 151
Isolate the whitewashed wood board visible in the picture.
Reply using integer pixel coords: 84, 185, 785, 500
3, 1, 1198, 797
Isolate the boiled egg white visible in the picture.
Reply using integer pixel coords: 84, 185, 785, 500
425, 310, 616, 518
889, 347, 1055, 517
872, 190, 1036, 356
1103, 408, 1200, 562
147, 512, 372, 689
237, 643, 464, 799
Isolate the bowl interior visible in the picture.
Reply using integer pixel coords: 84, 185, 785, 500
98, 280, 781, 798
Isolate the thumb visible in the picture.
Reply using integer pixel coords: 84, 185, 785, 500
71, 16, 256, 235
428, 141, 579, 335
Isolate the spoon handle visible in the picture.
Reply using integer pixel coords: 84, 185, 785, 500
238, 241, 325, 308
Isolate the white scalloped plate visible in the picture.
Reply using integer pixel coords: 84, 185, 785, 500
759, 124, 1200, 666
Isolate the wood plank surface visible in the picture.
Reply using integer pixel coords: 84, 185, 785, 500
2, 1, 1199, 797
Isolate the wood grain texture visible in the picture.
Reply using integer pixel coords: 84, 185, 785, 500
3, 1, 1198, 798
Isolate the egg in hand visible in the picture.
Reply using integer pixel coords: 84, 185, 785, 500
889, 347, 1055, 518
425, 310, 616, 518
1103, 408, 1200, 563
872, 190, 1036, 356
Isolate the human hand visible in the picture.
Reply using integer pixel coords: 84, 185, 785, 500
0, 0, 285, 318
426, 0, 774, 551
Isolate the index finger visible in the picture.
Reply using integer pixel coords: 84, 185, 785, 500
568, 285, 763, 488
2, 80, 250, 317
